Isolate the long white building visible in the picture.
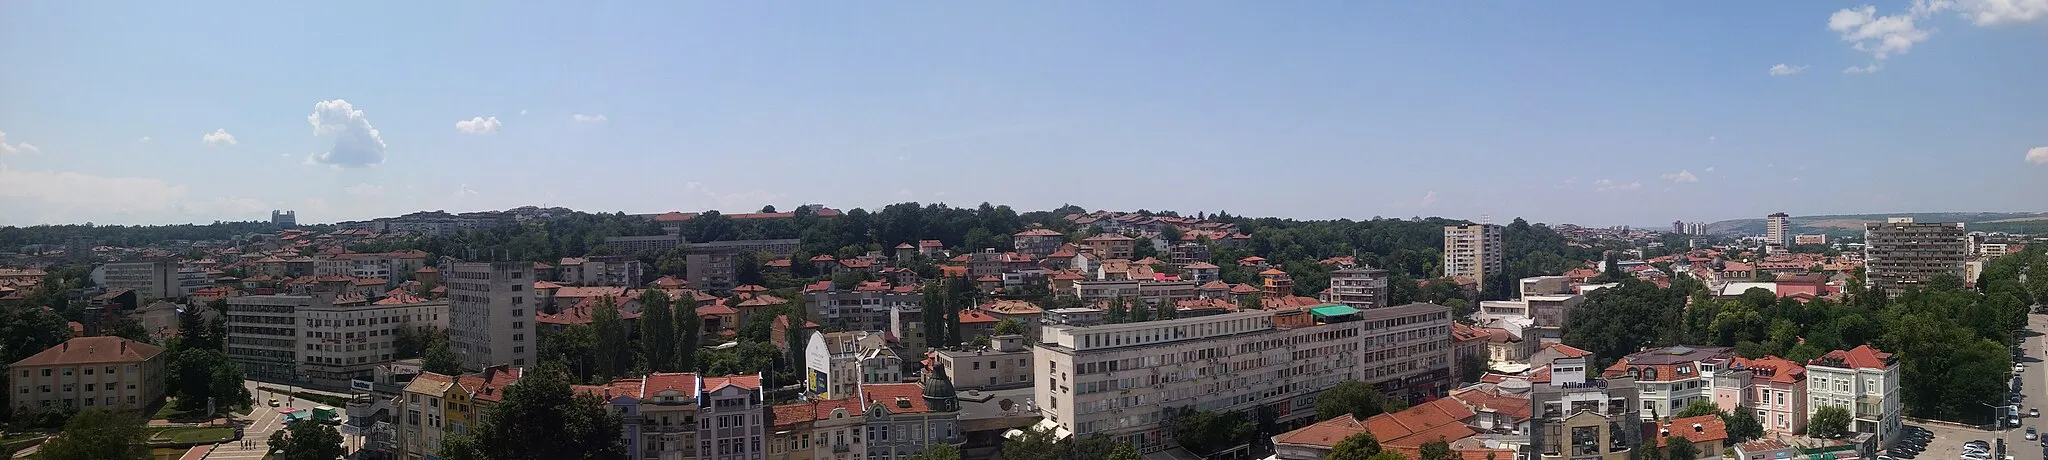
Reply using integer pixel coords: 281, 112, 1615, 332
1033, 307, 1369, 453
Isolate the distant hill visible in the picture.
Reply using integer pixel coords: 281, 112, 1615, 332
1703, 212, 2048, 237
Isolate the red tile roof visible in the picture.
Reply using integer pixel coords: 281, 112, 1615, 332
1542, 342, 1593, 358
771, 397, 867, 429
702, 375, 762, 392
1651, 415, 1729, 446
455, 366, 524, 404
1184, 262, 1220, 270
861, 383, 933, 414
958, 309, 999, 324
1449, 385, 1533, 422
1733, 355, 1807, 384
9, 337, 163, 367
1810, 344, 1892, 370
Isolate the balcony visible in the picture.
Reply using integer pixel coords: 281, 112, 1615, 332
834, 443, 852, 453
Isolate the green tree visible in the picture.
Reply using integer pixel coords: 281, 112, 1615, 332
1171, 409, 1255, 455
678, 297, 702, 372
437, 361, 624, 460
1664, 435, 1699, 460
591, 296, 630, 379
1327, 432, 1382, 460
994, 318, 1026, 337
1105, 442, 1142, 460
1723, 405, 1765, 444
540, 323, 600, 382
1318, 380, 1396, 421
270, 418, 345, 460
422, 335, 463, 375
165, 348, 250, 412
1419, 438, 1455, 460
1674, 399, 1722, 418
34, 408, 148, 460
1002, 424, 1073, 460
1367, 450, 1411, 460
1808, 405, 1852, 439
639, 290, 676, 372
907, 444, 963, 460
106, 317, 153, 344
1459, 356, 1490, 383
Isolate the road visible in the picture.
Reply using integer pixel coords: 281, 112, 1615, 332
1998, 312, 2048, 460
207, 380, 366, 459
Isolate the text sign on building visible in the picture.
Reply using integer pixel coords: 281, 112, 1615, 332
350, 379, 374, 392
1560, 379, 1607, 389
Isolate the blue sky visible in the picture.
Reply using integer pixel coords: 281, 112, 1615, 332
2, 1, 2045, 227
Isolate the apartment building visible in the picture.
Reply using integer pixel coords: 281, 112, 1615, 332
605, 233, 686, 256
862, 377, 963, 460
96, 260, 177, 300
1444, 224, 1503, 291
1360, 302, 1457, 403
805, 331, 902, 400
1601, 346, 1734, 420
1806, 345, 1901, 446
684, 239, 803, 292
225, 295, 315, 382
396, 366, 523, 460
1531, 366, 1644, 460
1034, 307, 1368, 453
7, 337, 166, 413
1012, 228, 1066, 259
298, 293, 449, 388
1712, 356, 1807, 435
768, 396, 866, 460
1766, 213, 1791, 249
807, 283, 921, 332
1071, 280, 1198, 306
1863, 218, 1968, 298
698, 375, 770, 460
1325, 266, 1390, 310
935, 335, 1034, 390
557, 255, 646, 287
443, 261, 535, 371
631, 372, 704, 460
1081, 233, 1136, 260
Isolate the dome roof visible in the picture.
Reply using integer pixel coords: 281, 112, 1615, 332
920, 363, 959, 411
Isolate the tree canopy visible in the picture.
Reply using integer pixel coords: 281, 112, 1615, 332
437, 361, 624, 460
34, 408, 148, 460
1328, 431, 1383, 460
269, 418, 346, 460
1808, 405, 1852, 439
1317, 380, 1401, 422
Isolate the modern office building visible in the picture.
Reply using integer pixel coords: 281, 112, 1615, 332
1325, 266, 1390, 310
442, 261, 535, 371
1863, 218, 1968, 298
1532, 360, 1643, 460
1765, 213, 1791, 249
1034, 307, 1368, 453
1359, 302, 1458, 403
7, 336, 167, 413
1444, 224, 1503, 290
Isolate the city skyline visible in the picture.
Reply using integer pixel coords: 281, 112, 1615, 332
3, 2, 2046, 227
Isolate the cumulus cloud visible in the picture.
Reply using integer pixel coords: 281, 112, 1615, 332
1594, 179, 1643, 192
0, 130, 41, 155
455, 116, 502, 134
572, 113, 607, 123
306, 99, 388, 168
1769, 64, 1808, 76
1419, 191, 1439, 207
1705, 166, 1717, 173
1830, 0, 2048, 72
202, 129, 237, 146
137, 136, 151, 144
1660, 169, 1701, 183
519, 109, 529, 116
0, 165, 267, 225
2027, 146, 2048, 165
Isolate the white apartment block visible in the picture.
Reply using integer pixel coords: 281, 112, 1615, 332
225, 295, 315, 382
1601, 345, 1734, 420
1072, 280, 1198, 306
1034, 308, 1367, 453
299, 295, 448, 388
443, 261, 535, 371
96, 261, 176, 300
1444, 224, 1503, 290
1766, 213, 1791, 248
1805, 345, 1902, 446
1357, 302, 1457, 402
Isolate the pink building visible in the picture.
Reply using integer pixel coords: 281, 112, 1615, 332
1713, 356, 1808, 435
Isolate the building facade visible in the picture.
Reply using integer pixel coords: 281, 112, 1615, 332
1765, 213, 1791, 249
1444, 224, 1503, 290
684, 239, 803, 292
934, 335, 1034, 390
98, 261, 177, 300
298, 294, 449, 388
1601, 346, 1734, 420
1806, 345, 1901, 446
225, 295, 315, 382
443, 261, 535, 371
1360, 302, 1457, 403
1863, 218, 1968, 298
1034, 308, 1367, 453
7, 337, 166, 413
1531, 371, 1644, 460
1326, 266, 1390, 310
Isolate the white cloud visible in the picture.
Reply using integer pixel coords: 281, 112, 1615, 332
1705, 166, 1717, 173
2026, 146, 2048, 165
572, 113, 607, 123
456, 183, 479, 197
0, 130, 41, 155
344, 183, 386, 198
1418, 191, 1439, 207
519, 109, 529, 116
1829, 0, 2048, 72
202, 129, 237, 146
1768, 64, 1808, 76
306, 99, 388, 168
137, 136, 151, 144
1660, 169, 1701, 183
0, 165, 268, 225
455, 116, 502, 134
1594, 179, 1643, 192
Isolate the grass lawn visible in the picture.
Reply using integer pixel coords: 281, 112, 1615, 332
145, 426, 235, 444
153, 397, 255, 421
150, 447, 188, 460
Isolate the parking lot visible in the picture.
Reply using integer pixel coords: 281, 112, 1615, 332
1911, 423, 2002, 460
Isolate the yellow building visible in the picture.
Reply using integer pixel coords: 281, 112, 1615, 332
395, 365, 524, 460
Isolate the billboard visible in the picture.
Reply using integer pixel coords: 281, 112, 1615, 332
805, 331, 831, 398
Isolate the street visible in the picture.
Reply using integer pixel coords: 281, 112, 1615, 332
205, 380, 367, 459
1984, 312, 2048, 460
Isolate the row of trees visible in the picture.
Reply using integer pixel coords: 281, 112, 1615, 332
1565, 246, 2046, 423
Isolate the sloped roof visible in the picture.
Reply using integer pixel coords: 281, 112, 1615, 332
1650, 415, 1729, 446
9, 337, 163, 367
702, 374, 762, 392
861, 383, 933, 414
1810, 344, 1892, 370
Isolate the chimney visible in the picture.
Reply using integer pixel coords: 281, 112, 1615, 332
62, 341, 68, 351
1692, 423, 1704, 433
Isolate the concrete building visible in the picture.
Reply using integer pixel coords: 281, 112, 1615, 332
1601, 345, 1734, 420
1805, 345, 1901, 446
1360, 303, 1458, 403
683, 239, 803, 292
273, 210, 297, 228
298, 293, 449, 388
604, 233, 685, 256
1012, 229, 1066, 259
225, 295, 315, 382
1071, 280, 1197, 306
935, 335, 1034, 391
1714, 355, 1808, 436
1794, 234, 1828, 245
805, 331, 902, 400
1532, 361, 1644, 460
7, 337, 166, 413
396, 366, 523, 460
1080, 233, 1136, 260
1444, 224, 1504, 291
697, 375, 771, 459
443, 261, 535, 371
768, 396, 866, 460
861, 375, 963, 459
1863, 218, 1968, 298
808, 284, 921, 333
1034, 307, 1368, 453
1325, 266, 1390, 310
96, 261, 177, 300
1766, 212, 1791, 249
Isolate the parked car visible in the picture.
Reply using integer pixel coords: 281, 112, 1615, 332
2031, 408, 2039, 417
